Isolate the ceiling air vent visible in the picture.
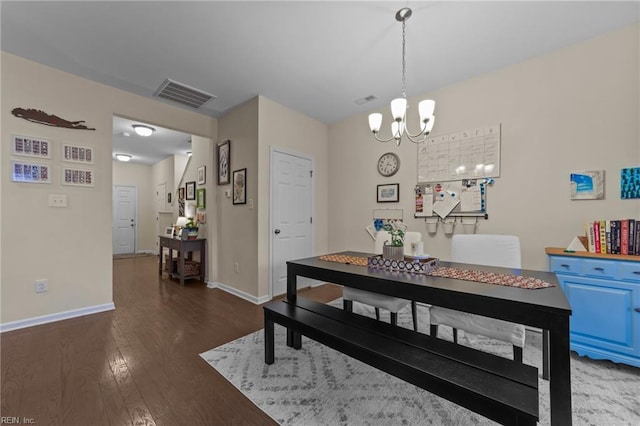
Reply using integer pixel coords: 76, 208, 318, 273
153, 78, 216, 109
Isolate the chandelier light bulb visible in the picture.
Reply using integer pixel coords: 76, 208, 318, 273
390, 98, 407, 121
368, 113, 382, 133
418, 100, 435, 121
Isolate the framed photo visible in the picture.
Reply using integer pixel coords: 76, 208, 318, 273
377, 183, 399, 203
12, 134, 51, 159
186, 181, 196, 200
164, 227, 174, 237
197, 166, 206, 185
178, 187, 185, 200
61, 166, 94, 187
570, 170, 604, 200
233, 168, 247, 205
62, 143, 94, 164
217, 140, 230, 185
196, 188, 206, 209
11, 161, 51, 183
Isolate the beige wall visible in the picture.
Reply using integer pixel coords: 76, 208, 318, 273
328, 24, 640, 271
1, 52, 215, 325
112, 160, 155, 252
217, 98, 260, 296
258, 96, 329, 296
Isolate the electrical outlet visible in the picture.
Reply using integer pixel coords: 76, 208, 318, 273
48, 194, 67, 207
35, 279, 48, 293
234, 262, 239, 273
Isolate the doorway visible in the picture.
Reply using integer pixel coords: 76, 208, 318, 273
270, 148, 313, 297
113, 185, 137, 254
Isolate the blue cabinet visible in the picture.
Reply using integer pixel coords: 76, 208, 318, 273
547, 248, 640, 368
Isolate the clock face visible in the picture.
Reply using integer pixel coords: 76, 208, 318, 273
377, 152, 400, 177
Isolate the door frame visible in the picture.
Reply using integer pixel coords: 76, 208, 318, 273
269, 146, 314, 299
112, 184, 137, 254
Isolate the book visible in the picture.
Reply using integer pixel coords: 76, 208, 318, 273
586, 221, 595, 252
610, 220, 619, 254
635, 221, 640, 255
621, 219, 629, 255
605, 220, 612, 254
594, 221, 601, 254
599, 220, 607, 254
630, 219, 636, 255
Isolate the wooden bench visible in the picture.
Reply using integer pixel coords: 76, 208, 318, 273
264, 298, 539, 426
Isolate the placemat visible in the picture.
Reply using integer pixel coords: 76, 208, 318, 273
319, 254, 368, 266
429, 266, 555, 289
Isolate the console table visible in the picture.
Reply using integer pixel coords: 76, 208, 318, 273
158, 236, 206, 285
546, 247, 640, 368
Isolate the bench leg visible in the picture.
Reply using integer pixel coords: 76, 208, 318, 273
430, 323, 438, 338
513, 345, 523, 363
411, 301, 418, 332
286, 329, 302, 349
343, 299, 353, 312
453, 327, 459, 344
375, 307, 380, 321
390, 312, 398, 326
265, 313, 274, 365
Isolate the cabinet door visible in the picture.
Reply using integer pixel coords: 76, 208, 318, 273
562, 276, 638, 357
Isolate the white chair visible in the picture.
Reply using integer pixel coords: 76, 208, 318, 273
342, 231, 422, 331
429, 234, 549, 379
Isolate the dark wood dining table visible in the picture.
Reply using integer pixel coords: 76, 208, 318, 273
286, 251, 573, 426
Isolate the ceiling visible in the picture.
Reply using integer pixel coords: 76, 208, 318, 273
2, 1, 639, 164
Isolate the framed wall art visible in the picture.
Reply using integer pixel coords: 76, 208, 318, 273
377, 183, 400, 203
233, 168, 246, 205
62, 166, 94, 187
11, 161, 51, 183
197, 166, 206, 185
217, 140, 230, 185
621, 167, 640, 199
196, 188, 206, 208
186, 181, 196, 200
12, 134, 51, 159
62, 143, 94, 164
178, 187, 185, 200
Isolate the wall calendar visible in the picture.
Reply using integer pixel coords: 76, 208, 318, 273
417, 124, 501, 183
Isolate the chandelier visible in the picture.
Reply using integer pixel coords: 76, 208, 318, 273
368, 8, 436, 146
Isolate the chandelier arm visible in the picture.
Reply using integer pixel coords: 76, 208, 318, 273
403, 132, 428, 144
372, 132, 399, 143
404, 125, 429, 140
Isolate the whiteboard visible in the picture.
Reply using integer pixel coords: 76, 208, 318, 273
417, 124, 501, 183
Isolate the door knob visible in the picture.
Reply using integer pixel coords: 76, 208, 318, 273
274, 229, 281, 234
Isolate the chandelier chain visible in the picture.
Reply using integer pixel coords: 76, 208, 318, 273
401, 19, 407, 99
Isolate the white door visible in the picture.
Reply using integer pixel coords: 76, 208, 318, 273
271, 149, 313, 297
113, 185, 137, 254
156, 182, 167, 212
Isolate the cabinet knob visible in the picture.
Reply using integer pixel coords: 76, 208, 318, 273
633, 271, 640, 275
635, 308, 640, 313
561, 264, 570, 268
593, 267, 604, 271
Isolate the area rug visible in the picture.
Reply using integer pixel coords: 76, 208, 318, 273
200, 300, 640, 425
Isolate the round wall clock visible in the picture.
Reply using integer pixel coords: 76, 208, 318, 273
377, 152, 400, 177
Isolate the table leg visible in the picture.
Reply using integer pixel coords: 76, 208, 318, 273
285, 266, 301, 349
159, 246, 163, 275
549, 315, 572, 425
265, 312, 275, 364
179, 250, 185, 286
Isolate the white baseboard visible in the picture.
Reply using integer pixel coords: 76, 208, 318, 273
207, 281, 271, 305
0, 302, 115, 333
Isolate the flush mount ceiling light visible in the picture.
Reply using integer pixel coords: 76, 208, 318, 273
368, 8, 436, 146
132, 124, 155, 137
115, 154, 131, 162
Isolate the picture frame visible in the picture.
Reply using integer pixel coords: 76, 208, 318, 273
61, 166, 94, 187
164, 226, 174, 237
62, 143, 94, 164
186, 181, 196, 200
217, 140, 231, 185
178, 187, 185, 200
11, 161, 52, 184
233, 168, 247, 205
12, 134, 51, 159
196, 188, 206, 208
197, 166, 206, 185
377, 183, 400, 203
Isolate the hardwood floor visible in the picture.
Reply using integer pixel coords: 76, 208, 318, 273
1, 255, 343, 425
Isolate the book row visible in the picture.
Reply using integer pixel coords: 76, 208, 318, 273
586, 219, 640, 255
